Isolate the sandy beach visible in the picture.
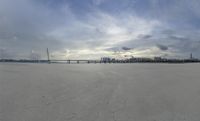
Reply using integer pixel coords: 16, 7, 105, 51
1, 63, 200, 121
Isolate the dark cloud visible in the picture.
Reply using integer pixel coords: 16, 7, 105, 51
169, 35, 188, 41
105, 46, 134, 52
122, 47, 133, 51
156, 44, 168, 51
137, 34, 153, 39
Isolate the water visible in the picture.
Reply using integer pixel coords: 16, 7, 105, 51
0, 63, 200, 121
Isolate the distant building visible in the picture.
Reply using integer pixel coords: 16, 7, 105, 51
101, 57, 111, 63
154, 57, 162, 61
190, 53, 193, 60
129, 57, 153, 62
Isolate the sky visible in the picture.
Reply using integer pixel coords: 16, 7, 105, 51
1, 0, 200, 59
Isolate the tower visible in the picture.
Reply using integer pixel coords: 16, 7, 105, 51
47, 48, 50, 63
190, 53, 193, 60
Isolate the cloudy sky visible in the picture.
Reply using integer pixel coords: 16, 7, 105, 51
1, 0, 200, 59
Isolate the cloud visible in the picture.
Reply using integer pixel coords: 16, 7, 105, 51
88, 11, 160, 47
156, 44, 168, 51
137, 34, 153, 39
168, 35, 188, 41
0, 47, 15, 59
46, 10, 160, 57
0, 0, 75, 58
122, 47, 133, 51
1, 0, 200, 59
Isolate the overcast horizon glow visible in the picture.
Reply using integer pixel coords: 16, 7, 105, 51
1, 0, 200, 59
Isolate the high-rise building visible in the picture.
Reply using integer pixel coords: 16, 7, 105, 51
190, 53, 193, 59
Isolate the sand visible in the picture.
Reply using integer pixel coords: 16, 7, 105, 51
1, 63, 200, 121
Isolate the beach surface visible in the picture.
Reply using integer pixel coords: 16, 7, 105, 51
1, 63, 200, 121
